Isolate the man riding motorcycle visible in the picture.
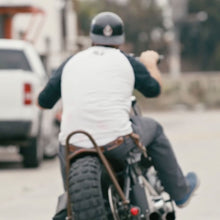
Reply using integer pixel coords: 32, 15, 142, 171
37, 12, 199, 219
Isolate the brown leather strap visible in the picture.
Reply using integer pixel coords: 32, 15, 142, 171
67, 134, 131, 153
101, 136, 124, 151
129, 133, 148, 157
67, 133, 147, 156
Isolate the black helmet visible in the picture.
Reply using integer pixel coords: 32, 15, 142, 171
90, 12, 125, 46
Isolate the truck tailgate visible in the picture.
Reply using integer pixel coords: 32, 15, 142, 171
0, 70, 41, 120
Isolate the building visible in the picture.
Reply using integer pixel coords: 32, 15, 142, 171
0, 0, 77, 71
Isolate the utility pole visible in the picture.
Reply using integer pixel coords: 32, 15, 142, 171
161, 0, 188, 78
61, 0, 68, 50
72, 0, 81, 51
72, 0, 79, 35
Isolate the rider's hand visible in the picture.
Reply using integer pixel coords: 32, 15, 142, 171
139, 50, 159, 69
139, 50, 162, 89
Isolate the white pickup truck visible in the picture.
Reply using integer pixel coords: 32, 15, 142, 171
0, 39, 58, 167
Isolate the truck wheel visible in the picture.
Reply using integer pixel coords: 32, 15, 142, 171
43, 138, 58, 159
22, 137, 44, 168
68, 156, 108, 220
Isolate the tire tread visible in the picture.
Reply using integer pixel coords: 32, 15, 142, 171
69, 156, 108, 220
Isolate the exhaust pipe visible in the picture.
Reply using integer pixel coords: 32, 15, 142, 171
165, 211, 175, 220
149, 211, 176, 220
149, 212, 161, 220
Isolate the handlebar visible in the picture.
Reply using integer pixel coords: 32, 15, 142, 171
135, 54, 164, 65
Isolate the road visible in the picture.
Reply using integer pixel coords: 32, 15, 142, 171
147, 110, 220, 220
0, 110, 219, 220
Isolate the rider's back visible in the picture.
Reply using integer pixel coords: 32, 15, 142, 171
59, 46, 134, 147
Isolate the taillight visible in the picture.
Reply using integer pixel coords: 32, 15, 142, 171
130, 207, 140, 216
23, 83, 33, 105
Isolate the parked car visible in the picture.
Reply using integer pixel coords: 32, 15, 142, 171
0, 39, 58, 167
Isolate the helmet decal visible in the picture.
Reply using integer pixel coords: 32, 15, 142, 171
103, 25, 113, 37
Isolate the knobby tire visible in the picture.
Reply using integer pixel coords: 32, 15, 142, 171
68, 156, 108, 220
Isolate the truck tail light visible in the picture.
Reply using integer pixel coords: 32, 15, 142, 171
23, 83, 33, 105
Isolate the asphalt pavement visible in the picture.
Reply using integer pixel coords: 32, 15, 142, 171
146, 110, 220, 220
0, 110, 219, 220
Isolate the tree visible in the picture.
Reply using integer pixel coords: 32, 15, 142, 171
76, 0, 165, 55
180, 0, 220, 71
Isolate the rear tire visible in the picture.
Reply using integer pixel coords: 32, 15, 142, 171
68, 156, 108, 220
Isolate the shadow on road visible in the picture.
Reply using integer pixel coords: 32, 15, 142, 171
0, 161, 23, 169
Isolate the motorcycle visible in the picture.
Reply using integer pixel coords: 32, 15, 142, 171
64, 96, 176, 220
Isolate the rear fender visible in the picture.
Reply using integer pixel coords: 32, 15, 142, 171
69, 149, 98, 164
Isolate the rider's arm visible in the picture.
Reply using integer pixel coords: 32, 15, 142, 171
123, 52, 161, 98
37, 57, 72, 109
139, 50, 162, 88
